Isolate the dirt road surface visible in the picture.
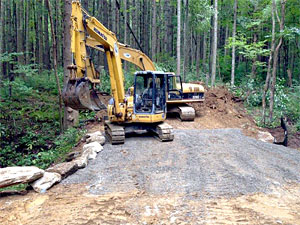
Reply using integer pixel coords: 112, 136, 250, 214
1, 128, 300, 225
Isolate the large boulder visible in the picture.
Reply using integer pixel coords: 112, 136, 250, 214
74, 142, 103, 169
46, 161, 78, 179
74, 154, 89, 169
0, 166, 44, 188
31, 172, 61, 193
86, 131, 106, 145
83, 142, 103, 153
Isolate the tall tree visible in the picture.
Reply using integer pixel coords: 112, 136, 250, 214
63, 0, 79, 130
176, 0, 181, 75
269, 0, 286, 121
230, 0, 237, 87
0, 0, 4, 77
262, 0, 276, 124
25, 0, 30, 64
16, 0, 25, 64
44, 0, 50, 70
211, 0, 218, 87
46, 0, 63, 132
151, 0, 157, 60
183, 0, 189, 81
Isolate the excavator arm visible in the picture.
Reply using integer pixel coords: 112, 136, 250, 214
85, 37, 156, 71
63, 1, 126, 118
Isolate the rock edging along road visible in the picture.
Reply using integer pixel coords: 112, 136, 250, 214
63, 128, 300, 198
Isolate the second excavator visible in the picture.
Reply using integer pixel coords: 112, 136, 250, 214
63, 1, 174, 144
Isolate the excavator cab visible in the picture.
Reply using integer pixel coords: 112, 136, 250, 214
167, 74, 183, 100
134, 72, 167, 115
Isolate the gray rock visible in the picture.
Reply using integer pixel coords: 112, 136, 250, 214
74, 143, 103, 169
86, 131, 106, 145
83, 142, 103, 153
31, 172, 61, 193
0, 166, 44, 188
74, 154, 89, 169
46, 161, 78, 179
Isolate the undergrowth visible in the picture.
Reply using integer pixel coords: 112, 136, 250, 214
0, 64, 85, 169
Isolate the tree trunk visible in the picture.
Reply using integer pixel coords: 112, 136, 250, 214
196, 35, 201, 77
0, 0, 4, 77
183, 0, 189, 81
55, 0, 61, 66
211, 0, 218, 87
63, 0, 79, 130
124, 0, 128, 71
131, 0, 136, 48
224, 24, 229, 57
82, 0, 88, 10
230, 0, 237, 87
176, 0, 181, 75
287, 69, 292, 87
262, 0, 276, 124
37, 0, 44, 70
151, 0, 157, 61
46, 0, 63, 132
25, 0, 30, 64
269, 0, 286, 122
203, 32, 209, 85
251, 32, 258, 78
44, 0, 50, 70
16, 0, 25, 64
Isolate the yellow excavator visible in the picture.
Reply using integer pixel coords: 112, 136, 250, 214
86, 39, 205, 121
63, 1, 174, 144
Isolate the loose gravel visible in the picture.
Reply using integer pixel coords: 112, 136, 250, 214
63, 128, 300, 199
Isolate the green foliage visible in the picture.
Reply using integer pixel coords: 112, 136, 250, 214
226, 33, 270, 61
0, 184, 28, 192
230, 77, 300, 130
154, 53, 176, 72
189, 0, 213, 32
0, 54, 84, 169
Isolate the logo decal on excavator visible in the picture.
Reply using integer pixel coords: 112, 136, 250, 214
93, 27, 107, 41
123, 53, 131, 58
114, 43, 119, 55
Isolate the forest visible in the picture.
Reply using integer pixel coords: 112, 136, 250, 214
0, 0, 299, 168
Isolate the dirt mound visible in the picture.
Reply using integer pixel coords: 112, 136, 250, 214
168, 86, 260, 136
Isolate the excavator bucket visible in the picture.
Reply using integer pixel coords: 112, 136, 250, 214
62, 79, 107, 111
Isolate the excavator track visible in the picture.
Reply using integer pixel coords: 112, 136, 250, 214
178, 106, 195, 121
104, 121, 125, 145
152, 122, 174, 142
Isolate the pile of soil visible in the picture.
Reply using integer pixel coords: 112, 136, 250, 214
168, 86, 260, 137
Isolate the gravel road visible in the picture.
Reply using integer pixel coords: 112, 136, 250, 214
64, 128, 300, 199
2, 128, 300, 225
